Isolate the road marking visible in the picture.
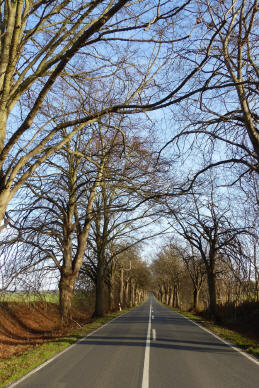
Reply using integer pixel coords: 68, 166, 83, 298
174, 310, 259, 367
142, 303, 152, 388
8, 308, 135, 388
152, 328, 156, 341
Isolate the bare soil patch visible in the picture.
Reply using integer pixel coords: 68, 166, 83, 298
0, 302, 90, 360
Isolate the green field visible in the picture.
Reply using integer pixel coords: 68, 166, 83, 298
0, 292, 59, 303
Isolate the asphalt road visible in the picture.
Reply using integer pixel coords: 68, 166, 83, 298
10, 295, 259, 388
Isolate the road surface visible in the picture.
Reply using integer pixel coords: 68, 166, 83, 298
10, 295, 259, 388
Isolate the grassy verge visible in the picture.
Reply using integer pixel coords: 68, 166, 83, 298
0, 308, 130, 388
173, 308, 259, 360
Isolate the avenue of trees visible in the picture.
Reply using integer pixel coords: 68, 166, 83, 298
152, 177, 258, 319
0, 0, 258, 321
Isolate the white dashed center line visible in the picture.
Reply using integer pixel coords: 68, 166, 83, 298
152, 328, 156, 341
141, 304, 152, 388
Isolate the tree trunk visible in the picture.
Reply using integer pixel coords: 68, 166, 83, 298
161, 284, 166, 304
119, 268, 124, 306
94, 254, 106, 317
165, 285, 169, 305
207, 271, 217, 319
135, 289, 139, 305
59, 273, 76, 320
176, 292, 180, 309
158, 287, 163, 303
139, 290, 143, 303
168, 287, 173, 307
255, 279, 259, 303
254, 242, 259, 302
125, 279, 129, 306
193, 287, 200, 312
108, 261, 116, 311
131, 279, 135, 307
0, 188, 11, 228
172, 284, 176, 307
175, 284, 180, 308
108, 284, 114, 311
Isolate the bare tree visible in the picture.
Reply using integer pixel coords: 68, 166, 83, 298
1, 0, 239, 226
159, 0, 258, 191
169, 187, 250, 319
117, 246, 151, 307
5, 115, 168, 318
5, 120, 121, 319
151, 243, 184, 308
81, 135, 167, 316
0, 0, 203, 226
174, 244, 205, 311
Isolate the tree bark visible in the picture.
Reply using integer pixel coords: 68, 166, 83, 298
125, 279, 129, 306
94, 258, 106, 317
108, 269, 115, 311
130, 279, 135, 307
193, 287, 200, 312
119, 268, 124, 306
161, 284, 166, 304
168, 287, 173, 307
173, 283, 180, 308
59, 273, 77, 320
254, 242, 259, 302
165, 285, 169, 305
207, 270, 217, 319
108, 283, 115, 312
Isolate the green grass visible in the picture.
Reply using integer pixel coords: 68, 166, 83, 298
0, 308, 130, 388
0, 292, 59, 304
173, 309, 259, 360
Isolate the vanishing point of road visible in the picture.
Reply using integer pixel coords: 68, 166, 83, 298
9, 294, 259, 388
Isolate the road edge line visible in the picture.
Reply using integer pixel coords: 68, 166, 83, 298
6, 307, 136, 388
173, 309, 259, 367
